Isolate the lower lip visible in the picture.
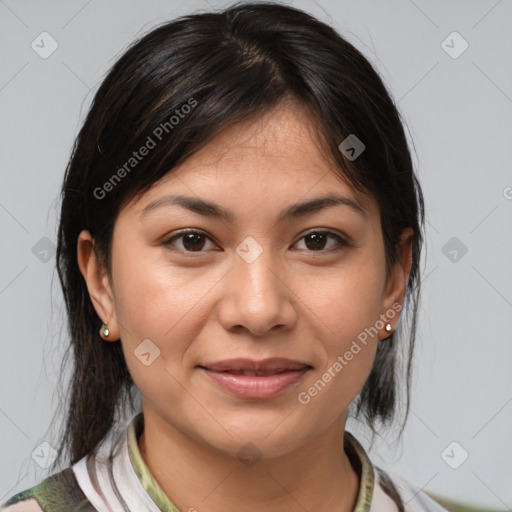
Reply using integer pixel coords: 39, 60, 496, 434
199, 367, 310, 399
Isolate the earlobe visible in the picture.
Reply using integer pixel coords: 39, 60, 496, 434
77, 230, 120, 341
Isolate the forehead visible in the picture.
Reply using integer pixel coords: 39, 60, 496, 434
193, 101, 324, 170
125, 101, 373, 217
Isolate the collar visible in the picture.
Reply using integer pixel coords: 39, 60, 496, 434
127, 412, 375, 512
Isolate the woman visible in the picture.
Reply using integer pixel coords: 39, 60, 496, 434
2, 2, 455, 511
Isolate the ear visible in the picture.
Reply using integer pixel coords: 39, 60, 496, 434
379, 227, 414, 337
77, 230, 120, 341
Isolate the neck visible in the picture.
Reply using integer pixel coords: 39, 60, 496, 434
137, 408, 361, 512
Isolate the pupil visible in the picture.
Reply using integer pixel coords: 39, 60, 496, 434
183, 233, 205, 251
306, 233, 326, 250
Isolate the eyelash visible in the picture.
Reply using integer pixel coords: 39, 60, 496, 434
162, 229, 349, 254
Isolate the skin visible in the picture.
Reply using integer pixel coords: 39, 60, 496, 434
77, 99, 413, 512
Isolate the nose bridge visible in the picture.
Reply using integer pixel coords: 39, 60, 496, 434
235, 235, 281, 305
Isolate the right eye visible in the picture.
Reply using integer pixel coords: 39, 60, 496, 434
162, 229, 218, 253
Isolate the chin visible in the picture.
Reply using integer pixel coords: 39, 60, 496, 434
197, 420, 306, 461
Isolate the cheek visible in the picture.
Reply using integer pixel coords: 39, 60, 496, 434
109, 247, 207, 411
295, 257, 384, 403
112, 243, 209, 340
301, 256, 385, 344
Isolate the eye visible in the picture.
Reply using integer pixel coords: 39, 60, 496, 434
163, 229, 348, 253
163, 229, 217, 252
293, 230, 348, 252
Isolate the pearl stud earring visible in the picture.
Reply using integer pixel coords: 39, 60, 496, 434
100, 323, 110, 338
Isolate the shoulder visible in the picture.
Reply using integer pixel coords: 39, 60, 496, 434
373, 466, 451, 512
0, 498, 43, 512
1, 467, 96, 512
344, 431, 453, 512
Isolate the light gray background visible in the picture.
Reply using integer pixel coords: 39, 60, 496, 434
1, 0, 511, 509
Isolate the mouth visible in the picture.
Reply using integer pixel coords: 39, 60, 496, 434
208, 368, 299, 376
197, 358, 312, 399
199, 357, 311, 373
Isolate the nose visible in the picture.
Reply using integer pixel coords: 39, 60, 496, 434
217, 243, 298, 337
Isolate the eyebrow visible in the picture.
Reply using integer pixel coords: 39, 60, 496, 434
139, 193, 367, 222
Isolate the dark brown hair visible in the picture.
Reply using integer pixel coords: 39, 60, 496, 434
49, 1, 424, 495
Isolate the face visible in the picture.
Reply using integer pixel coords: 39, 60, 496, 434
78, 101, 412, 459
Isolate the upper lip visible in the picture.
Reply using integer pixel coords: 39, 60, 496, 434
200, 357, 311, 372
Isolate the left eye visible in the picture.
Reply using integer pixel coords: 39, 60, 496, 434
294, 231, 347, 252
163, 230, 347, 253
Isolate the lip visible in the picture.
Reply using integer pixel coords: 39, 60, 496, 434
200, 367, 311, 399
198, 358, 312, 399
